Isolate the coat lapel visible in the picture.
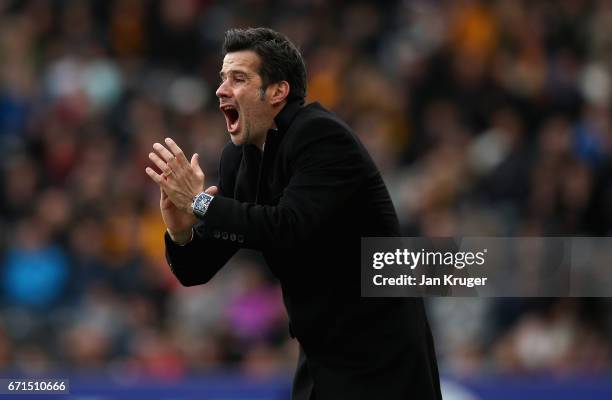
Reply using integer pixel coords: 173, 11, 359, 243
234, 144, 262, 202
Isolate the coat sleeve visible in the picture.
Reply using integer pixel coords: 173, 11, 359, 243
199, 117, 367, 250
165, 143, 240, 286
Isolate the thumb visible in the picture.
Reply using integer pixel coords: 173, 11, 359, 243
191, 153, 200, 169
205, 185, 219, 195
191, 153, 205, 177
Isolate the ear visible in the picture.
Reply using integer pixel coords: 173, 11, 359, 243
268, 81, 290, 106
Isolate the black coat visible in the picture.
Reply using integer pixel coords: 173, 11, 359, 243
165, 99, 442, 399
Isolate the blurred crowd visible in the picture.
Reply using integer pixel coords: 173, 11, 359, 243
0, 0, 611, 379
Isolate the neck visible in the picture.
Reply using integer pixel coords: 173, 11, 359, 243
254, 102, 286, 151
254, 137, 265, 151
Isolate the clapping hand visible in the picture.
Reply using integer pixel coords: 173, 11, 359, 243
145, 138, 218, 243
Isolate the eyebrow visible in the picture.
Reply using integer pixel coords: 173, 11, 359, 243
219, 70, 249, 79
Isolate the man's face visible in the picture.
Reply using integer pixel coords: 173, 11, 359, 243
216, 50, 275, 148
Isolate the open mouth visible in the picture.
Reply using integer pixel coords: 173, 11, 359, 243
220, 104, 240, 133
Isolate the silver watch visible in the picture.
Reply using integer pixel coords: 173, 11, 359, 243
192, 192, 214, 218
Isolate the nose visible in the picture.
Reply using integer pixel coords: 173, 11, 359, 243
216, 80, 230, 100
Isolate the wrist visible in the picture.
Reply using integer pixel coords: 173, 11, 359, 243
167, 228, 193, 246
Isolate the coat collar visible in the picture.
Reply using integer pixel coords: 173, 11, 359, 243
273, 98, 304, 134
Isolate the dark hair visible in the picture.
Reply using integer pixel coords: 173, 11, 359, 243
222, 27, 307, 101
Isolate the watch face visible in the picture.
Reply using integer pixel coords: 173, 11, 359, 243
193, 193, 212, 217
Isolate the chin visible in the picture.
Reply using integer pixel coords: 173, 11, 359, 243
229, 132, 246, 146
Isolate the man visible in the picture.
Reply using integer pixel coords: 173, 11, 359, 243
146, 27, 441, 400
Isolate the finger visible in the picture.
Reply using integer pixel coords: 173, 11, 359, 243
149, 152, 173, 175
165, 138, 189, 165
145, 167, 164, 184
205, 185, 219, 195
160, 186, 168, 200
153, 142, 177, 163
